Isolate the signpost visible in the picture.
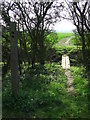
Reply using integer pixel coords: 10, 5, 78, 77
61, 54, 70, 69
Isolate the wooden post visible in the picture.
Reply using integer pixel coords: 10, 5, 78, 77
10, 22, 19, 98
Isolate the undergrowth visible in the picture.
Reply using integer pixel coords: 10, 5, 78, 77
2, 63, 89, 118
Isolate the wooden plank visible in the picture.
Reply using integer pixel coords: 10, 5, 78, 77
61, 54, 70, 69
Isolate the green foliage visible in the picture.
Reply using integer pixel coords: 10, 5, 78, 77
70, 66, 88, 95
18, 32, 31, 61
2, 1, 90, 118
45, 45, 83, 66
71, 36, 81, 46
54, 46, 82, 65
2, 31, 10, 62
46, 32, 58, 46
3, 63, 67, 118
3, 63, 89, 118
71, 37, 76, 45
70, 66, 89, 118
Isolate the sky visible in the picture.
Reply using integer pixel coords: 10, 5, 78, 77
53, 19, 76, 33
1, 0, 76, 33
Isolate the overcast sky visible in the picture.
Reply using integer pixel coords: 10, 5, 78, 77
53, 19, 76, 33
1, 0, 76, 33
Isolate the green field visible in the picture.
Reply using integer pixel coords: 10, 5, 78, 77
46, 32, 74, 45
57, 32, 74, 42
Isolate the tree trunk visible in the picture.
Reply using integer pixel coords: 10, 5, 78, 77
38, 31, 45, 65
39, 40, 45, 65
18, 59, 22, 75
81, 17, 86, 66
31, 56, 35, 69
81, 34, 86, 64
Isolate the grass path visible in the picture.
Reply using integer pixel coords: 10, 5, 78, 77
65, 70, 74, 95
59, 36, 75, 95
55, 36, 74, 46
61, 55, 74, 95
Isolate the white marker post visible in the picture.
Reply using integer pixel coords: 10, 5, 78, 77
61, 54, 70, 69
